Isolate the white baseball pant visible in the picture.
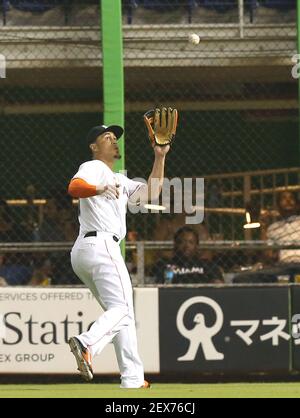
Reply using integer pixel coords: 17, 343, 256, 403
70, 232, 144, 388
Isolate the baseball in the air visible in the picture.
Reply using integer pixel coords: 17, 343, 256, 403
188, 33, 200, 45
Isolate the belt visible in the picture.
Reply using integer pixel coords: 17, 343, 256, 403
84, 231, 119, 242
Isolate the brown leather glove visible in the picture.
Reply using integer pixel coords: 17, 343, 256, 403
144, 106, 178, 147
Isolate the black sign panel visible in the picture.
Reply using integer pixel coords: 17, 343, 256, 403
159, 287, 289, 373
291, 285, 300, 370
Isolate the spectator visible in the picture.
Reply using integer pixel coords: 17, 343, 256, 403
0, 199, 13, 242
36, 197, 64, 242
125, 230, 138, 275
152, 197, 212, 261
152, 226, 223, 284
261, 190, 300, 263
153, 213, 210, 245
29, 255, 53, 286
0, 253, 32, 286
30, 193, 79, 285
0, 254, 7, 286
19, 184, 40, 242
50, 253, 81, 285
234, 191, 300, 283
28, 252, 80, 286
57, 194, 78, 242
0, 277, 7, 286
0, 199, 30, 242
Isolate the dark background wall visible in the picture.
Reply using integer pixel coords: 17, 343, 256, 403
0, 109, 298, 199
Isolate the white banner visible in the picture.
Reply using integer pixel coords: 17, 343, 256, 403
0, 287, 159, 375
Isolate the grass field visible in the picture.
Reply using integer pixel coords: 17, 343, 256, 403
0, 383, 300, 398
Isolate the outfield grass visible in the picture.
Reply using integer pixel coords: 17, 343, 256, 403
0, 383, 300, 398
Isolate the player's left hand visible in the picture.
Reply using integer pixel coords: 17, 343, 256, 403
144, 107, 178, 148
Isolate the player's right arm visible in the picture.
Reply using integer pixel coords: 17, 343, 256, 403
68, 161, 119, 199
68, 178, 119, 199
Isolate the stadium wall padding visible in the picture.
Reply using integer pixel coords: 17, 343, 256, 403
0, 285, 299, 375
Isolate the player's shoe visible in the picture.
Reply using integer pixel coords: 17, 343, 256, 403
141, 380, 151, 388
69, 337, 93, 382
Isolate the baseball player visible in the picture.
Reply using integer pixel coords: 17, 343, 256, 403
67, 108, 177, 388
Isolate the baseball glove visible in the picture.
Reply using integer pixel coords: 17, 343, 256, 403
144, 107, 178, 147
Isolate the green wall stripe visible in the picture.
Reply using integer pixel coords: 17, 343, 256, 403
101, 0, 125, 254
101, 0, 125, 174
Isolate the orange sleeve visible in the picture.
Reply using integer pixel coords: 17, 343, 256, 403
68, 178, 97, 198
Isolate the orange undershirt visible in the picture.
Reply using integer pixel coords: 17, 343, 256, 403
68, 178, 97, 198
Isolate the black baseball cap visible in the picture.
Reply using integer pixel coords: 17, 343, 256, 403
86, 125, 124, 145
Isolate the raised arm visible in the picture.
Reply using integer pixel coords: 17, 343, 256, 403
130, 145, 170, 205
146, 145, 170, 201
130, 106, 178, 205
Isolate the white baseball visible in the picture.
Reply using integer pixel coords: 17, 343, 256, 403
188, 33, 200, 45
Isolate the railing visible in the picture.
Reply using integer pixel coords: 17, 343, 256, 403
204, 167, 300, 240
0, 0, 296, 27
1, 0, 72, 26
2, 167, 300, 243
5, 168, 300, 206
123, 0, 294, 25
1, 240, 300, 286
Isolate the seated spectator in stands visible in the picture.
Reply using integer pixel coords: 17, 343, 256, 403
154, 213, 210, 245
50, 253, 81, 285
0, 253, 32, 286
36, 197, 64, 242
29, 254, 53, 286
28, 252, 80, 286
0, 277, 7, 286
30, 193, 79, 284
18, 184, 40, 242
234, 191, 300, 283
0, 254, 7, 286
0, 199, 13, 241
0, 199, 30, 242
152, 203, 212, 261
57, 194, 78, 242
152, 226, 223, 284
262, 190, 300, 264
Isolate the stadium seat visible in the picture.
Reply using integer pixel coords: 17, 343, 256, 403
187, 0, 198, 23
197, 0, 237, 13
136, 0, 182, 12
245, 0, 258, 23
123, 0, 138, 6
123, 0, 138, 24
1, 0, 10, 25
245, 0, 258, 10
1, 0, 10, 11
258, 0, 296, 11
124, 0, 197, 24
9, 0, 59, 12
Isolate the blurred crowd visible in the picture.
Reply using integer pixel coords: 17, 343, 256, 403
0, 186, 300, 285
146, 190, 300, 285
0, 186, 80, 286
1, 184, 300, 286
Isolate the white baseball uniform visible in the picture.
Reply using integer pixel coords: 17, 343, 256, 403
267, 215, 300, 263
70, 159, 146, 388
